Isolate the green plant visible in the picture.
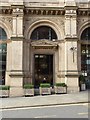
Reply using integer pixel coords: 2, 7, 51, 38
24, 84, 34, 89
55, 83, 67, 87
0, 86, 10, 90
40, 83, 50, 88
79, 75, 85, 84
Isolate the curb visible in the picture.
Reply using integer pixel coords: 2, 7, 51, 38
1, 101, 89, 110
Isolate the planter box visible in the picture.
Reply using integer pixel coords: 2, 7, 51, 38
55, 86, 67, 94
81, 84, 86, 91
39, 87, 51, 95
0, 90, 9, 97
55, 83, 67, 94
39, 83, 51, 95
24, 84, 34, 96
24, 88, 34, 96
0, 85, 10, 97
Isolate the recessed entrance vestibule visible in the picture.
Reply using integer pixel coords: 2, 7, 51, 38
34, 54, 53, 88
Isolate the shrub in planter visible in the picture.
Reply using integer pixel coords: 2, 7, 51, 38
24, 84, 34, 96
0, 85, 10, 97
55, 83, 67, 94
39, 83, 51, 95
79, 75, 86, 91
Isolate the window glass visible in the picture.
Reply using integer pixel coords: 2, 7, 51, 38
30, 26, 57, 40
0, 27, 7, 84
81, 45, 90, 75
81, 27, 90, 40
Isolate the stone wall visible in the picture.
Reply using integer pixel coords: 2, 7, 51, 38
0, 0, 89, 96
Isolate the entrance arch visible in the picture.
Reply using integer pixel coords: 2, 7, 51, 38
30, 25, 58, 88
26, 20, 62, 40
0, 27, 7, 84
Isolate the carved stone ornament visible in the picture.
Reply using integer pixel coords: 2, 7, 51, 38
0, 17, 12, 22
31, 39, 58, 49
0, 17, 12, 27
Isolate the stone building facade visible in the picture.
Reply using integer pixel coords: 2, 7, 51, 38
0, 0, 90, 96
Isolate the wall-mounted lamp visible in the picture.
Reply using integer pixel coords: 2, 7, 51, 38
70, 47, 77, 63
70, 47, 77, 51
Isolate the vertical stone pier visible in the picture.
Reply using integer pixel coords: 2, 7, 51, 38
64, 0, 79, 93
9, 1, 24, 97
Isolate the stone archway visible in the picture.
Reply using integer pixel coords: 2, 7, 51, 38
26, 19, 62, 40
28, 24, 58, 88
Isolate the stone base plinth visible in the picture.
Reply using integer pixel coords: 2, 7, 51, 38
10, 87, 24, 97
67, 86, 80, 93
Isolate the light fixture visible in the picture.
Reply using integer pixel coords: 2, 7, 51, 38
70, 46, 77, 62
70, 47, 77, 51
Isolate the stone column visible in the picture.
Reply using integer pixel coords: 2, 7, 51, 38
9, 5, 24, 97
64, 2, 79, 93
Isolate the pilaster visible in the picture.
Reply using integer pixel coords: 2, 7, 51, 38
65, 38, 79, 93
8, 37, 24, 97
64, 1, 79, 93
12, 5, 24, 37
9, 3, 24, 97
64, 1, 77, 38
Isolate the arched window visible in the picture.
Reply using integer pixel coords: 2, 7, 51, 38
0, 27, 7, 84
30, 26, 57, 40
81, 27, 90, 40
81, 27, 90, 78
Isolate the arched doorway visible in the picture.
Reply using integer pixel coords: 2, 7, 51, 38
0, 27, 7, 85
30, 26, 57, 88
81, 27, 90, 89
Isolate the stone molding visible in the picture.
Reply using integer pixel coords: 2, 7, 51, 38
77, 10, 90, 16
11, 37, 24, 41
31, 39, 58, 49
79, 40, 90, 45
0, 7, 89, 17
0, 9, 12, 14
24, 9, 65, 15
64, 38, 78, 42
9, 71, 24, 77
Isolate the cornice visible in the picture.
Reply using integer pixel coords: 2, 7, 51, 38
77, 9, 90, 16
0, 6, 90, 16
0, 8, 12, 14
24, 9, 65, 15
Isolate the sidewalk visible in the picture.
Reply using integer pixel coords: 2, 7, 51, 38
0, 91, 89, 109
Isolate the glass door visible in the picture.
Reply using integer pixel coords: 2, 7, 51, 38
34, 54, 53, 88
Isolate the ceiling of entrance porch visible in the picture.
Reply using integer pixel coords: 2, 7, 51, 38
31, 39, 58, 49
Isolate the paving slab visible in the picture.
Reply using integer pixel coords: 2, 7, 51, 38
0, 91, 89, 109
